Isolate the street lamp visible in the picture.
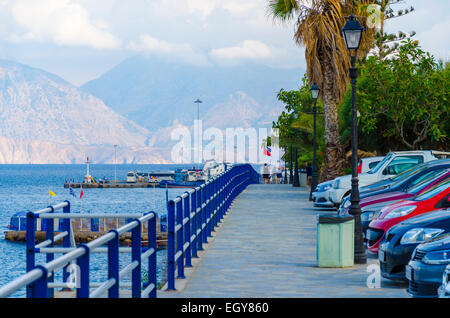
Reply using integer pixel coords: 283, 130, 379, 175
342, 14, 366, 264
309, 83, 320, 201
292, 109, 300, 188
194, 99, 203, 164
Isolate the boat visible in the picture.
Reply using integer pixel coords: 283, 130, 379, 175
159, 160, 232, 188
159, 168, 204, 188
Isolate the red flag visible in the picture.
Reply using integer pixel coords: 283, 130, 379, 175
80, 186, 84, 199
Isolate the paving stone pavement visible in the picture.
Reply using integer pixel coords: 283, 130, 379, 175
160, 184, 409, 298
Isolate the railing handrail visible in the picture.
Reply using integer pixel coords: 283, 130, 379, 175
0, 209, 158, 298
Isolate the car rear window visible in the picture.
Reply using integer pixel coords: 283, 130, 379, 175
369, 161, 380, 169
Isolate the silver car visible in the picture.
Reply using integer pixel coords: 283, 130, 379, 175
438, 264, 450, 298
312, 181, 334, 207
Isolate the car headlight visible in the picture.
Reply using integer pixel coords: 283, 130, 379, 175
422, 250, 450, 265
361, 211, 376, 222
383, 205, 416, 219
400, 228, 444, 245
323, 184, 331, 191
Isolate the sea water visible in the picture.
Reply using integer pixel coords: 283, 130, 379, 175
0, 164, 198, 297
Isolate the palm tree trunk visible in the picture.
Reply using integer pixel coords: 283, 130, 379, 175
322, 64, 344, 180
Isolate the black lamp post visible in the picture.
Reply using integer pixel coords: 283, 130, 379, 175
289, 145, 293, 184
284, 147, 289, 184
292, 109, 300, 187
309, 83, 320, 201
342, 14, 366, 264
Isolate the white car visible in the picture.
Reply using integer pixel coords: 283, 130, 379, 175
328, 151, 450, 206
312, 181, 334, 207
357, 156, 384, 173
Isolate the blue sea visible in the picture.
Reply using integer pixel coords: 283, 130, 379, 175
0, 164, 199, 297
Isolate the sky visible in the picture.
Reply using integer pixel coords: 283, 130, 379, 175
0, 0, 448, 86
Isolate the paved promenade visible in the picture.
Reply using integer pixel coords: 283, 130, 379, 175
160, 184, 408, 298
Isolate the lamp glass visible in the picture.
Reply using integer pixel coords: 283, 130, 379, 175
343, 29, 362, 50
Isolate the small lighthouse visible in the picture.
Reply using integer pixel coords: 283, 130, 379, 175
84, 157, 92, 184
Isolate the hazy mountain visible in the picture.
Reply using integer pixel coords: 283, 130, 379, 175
0, 60, 166, 164
81, 55, 304, 132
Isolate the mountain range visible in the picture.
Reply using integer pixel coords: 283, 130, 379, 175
0, 56, 303, 164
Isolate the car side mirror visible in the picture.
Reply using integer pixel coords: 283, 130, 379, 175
382, 168, 388, 175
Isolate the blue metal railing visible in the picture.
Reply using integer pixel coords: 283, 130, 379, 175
0, 205, 158, 298
0, 163, 259, 298
166, 164, 259, 290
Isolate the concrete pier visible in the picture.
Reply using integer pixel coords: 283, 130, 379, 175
160, 184, 408, 298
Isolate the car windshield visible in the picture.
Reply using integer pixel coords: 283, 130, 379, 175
367, 154, 392, 174
413, 179, 450, 201
389, 163, 426, 183
407, 170, 450, 194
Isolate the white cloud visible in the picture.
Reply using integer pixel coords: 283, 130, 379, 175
127, 34, 210, 66
211, 40, 272, 60
222, 1, 257, 16
8, 0, 120, 49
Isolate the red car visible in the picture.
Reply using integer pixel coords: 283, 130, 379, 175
352, 169, 450, 213
342, 169, 450, 215
366, 179, 450, 253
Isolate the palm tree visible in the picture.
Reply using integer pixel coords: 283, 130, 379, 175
268, 0, 375, 180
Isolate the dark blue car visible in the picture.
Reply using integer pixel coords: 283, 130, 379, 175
406, 230, 450, 297
378, 209, 450, 282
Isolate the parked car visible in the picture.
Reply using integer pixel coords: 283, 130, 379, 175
406, 232, 450, 297
328, 151, 450, 206
340, 159, 450, 214
358, 163, 427, 195
312, 180, 334, 207
366, 178, 450, 253
340, 167, 450, 235
438, 264, 450, 298
378, 209, 450, 282
358, 156, 384, 174
312, 157, 383, 208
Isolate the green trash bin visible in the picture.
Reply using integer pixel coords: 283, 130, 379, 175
317, 214, 354, 267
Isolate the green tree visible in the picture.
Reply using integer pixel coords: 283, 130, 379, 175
357, 40, 450, 150
273, 75, 326, 177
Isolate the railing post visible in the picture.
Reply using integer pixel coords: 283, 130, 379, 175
183, 193, 192, 268
30, 266, 48, 298
191, 190, 198, 258
197, 188, 204, 251
176, 199, 185, 279
62, 201, 71, 284
26, 211, 36, 298
220, 174, 225, 220
148, 212, 157, 298
131, 220, 142, 298
45, 206, 55, 298
206, 182, 213, 238
76, 245, 90, 298
201, 185, 208, 244
213, 178, 218, 227
108, 230, 120, 298
167, 200, 176, 291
